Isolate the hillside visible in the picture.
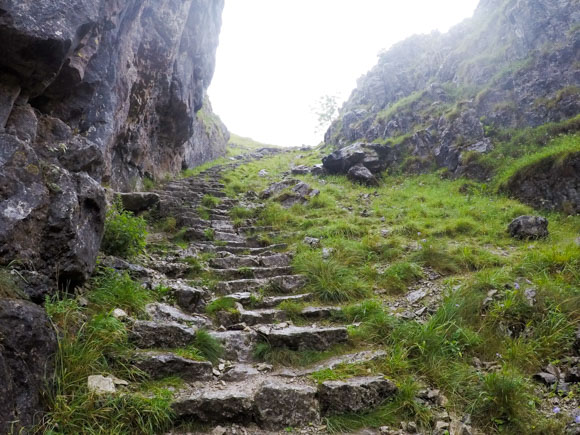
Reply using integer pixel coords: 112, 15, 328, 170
325, 0, 579, 196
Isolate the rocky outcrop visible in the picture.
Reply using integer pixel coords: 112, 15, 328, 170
0, 0, 227, 429
0, 299, 57, 433
502, 151, 580, 214
325, 0, 580, 178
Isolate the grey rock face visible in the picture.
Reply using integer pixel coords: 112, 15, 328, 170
324, 0, 579, 183
254, 381, 320, 429
171, 282, 207, 313
318, 376, 397, 415
132, 352, 212, 381
503, 152, 580, 214
0, 133, 106, 300
128, 320, 197, 348
508, 215, 549, 240
0, 299, 57, 433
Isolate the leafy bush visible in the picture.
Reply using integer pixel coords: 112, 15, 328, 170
102, 198, 147, 259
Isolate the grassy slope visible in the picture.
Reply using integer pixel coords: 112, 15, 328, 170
220, 138, 580, 433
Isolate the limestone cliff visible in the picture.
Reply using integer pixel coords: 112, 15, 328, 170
0, 0, 226, 430
325, 0, 580, 177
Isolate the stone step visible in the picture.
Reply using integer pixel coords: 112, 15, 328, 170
318, 376, 397, 416
224, 292, 313, 309
132, 351, 213, 381
277, 350, 388, 377
213, 231, 246, 243
129, 320, 196, 348
256, 325, 349, 351
213, 275, 306, 295
196, 243, 288, 255
236, 226, 275, 233
209, 253, 291, 269
211, 220, 236, 232
216, 305, 287, 328
300, 306, 342, 320
172, 379, 319, 429
210, 266, 293, 280
157, 279, 207, 313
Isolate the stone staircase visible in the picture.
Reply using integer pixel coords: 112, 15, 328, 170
117, 162, 397, 432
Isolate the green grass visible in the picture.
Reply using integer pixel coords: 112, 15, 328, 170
192, 329, 224, 364
102, 197, 147, 259
205, 297, 237, 315
201, 194, 221, 208
88, 268, 153, 316
217, 138, 580, 433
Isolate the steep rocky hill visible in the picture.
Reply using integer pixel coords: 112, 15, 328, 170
325, 0, 579, 179
0, 0, 227, 431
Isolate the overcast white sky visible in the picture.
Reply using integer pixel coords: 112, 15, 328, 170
208, 0, 480, 147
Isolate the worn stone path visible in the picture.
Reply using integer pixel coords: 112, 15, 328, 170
106, 156, 402, 434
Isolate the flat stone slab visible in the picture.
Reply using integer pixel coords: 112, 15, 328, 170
132, 351, 212, 381
254, 381, 320, 429
209, 253, 291, 269
213, 275, 306, 295
172, 384, 255, 423
145, 302, 211, 328
214, 231, 246, 243
129, 320, 196, 348
240, 308, 286, 326
256, 325, 348, 351
211, 266, 293, 280
318, 376, 397, 415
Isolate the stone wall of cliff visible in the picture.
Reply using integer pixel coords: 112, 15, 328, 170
0, 0, 227, 430
325, 0, 580, 177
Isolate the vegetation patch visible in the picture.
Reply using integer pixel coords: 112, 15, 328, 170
102, 198, 147, 259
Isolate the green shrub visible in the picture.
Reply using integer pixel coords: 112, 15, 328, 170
102, 198, 147, 259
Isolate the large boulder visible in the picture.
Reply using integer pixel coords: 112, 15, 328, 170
0, 132, 106, 301
508, 215, 549, 240
0, 299, 57, 433
322, 142, 393, 175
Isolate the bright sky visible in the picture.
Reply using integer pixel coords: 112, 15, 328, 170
208, 0, 480, 147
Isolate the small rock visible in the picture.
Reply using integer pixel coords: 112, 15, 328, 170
258, 169, 268, 177
218, 363, 225, 371
211, 426, 227, 435
533, 372, 558, 385
303, 237, 321, 248
381, 229, 390, 237
112, 308, 129, 321
406, 289, 427, 304
88, 375, 116, 394
508, 215, 549, 240
322, 248, 334, 259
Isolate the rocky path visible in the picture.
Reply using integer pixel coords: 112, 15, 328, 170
110, 161, 400, 433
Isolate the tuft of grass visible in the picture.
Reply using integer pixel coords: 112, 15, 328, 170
379, 261, 423, 293
192, 329, 223, 364
102, 197, 147, 259
201, 194, 221, 209
293, 250, 372, 302
205, 297, 237, 315
88, 268, 153, 316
